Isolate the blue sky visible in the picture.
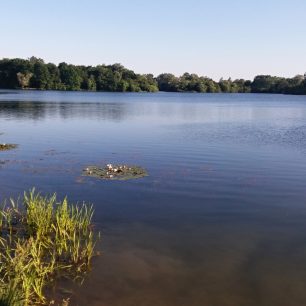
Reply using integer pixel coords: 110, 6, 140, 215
1, 0, 305, 80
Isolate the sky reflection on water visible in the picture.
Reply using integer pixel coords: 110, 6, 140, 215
1, 91, 306, 305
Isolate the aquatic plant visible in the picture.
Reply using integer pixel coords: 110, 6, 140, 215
83, 164, 148, 180
0, 144, 17, 151
0, 282, 23, 306
0, 189, 99, 305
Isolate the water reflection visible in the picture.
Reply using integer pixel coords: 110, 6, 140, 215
0, 101, 131, 121
1, 90, 306, 305
1, 90, 306, 124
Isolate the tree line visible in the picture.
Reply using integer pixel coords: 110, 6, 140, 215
0, 57, 305, 94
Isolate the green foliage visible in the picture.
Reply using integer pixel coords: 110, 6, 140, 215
0, 58, 32, 89
0, 57, 158, 92
85, 75, 97, 91
251, 74, 306, 94
0, 57, 305, 94
0, 281, 23, 306
156, 73, 179, 92
58, 63, 82, 91
157, 73, 250, 93
0, 189, 98, 305
46, 63, 61, 90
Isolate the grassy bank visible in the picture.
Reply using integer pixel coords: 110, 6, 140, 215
0, 189, 98, 305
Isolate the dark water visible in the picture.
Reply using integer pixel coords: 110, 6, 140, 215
1, 90, 306, 306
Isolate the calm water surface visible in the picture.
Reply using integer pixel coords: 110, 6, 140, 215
1, 90, 306, 306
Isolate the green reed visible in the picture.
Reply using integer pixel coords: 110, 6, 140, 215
0, 189, 99, 305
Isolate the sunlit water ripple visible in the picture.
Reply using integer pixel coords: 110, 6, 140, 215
1, 90, 306, 305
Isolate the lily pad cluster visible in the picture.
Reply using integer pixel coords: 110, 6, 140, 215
83, 164, 148, 180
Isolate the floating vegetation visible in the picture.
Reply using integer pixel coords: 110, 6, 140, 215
0, 189, 99, 305
83, 164, 148, 180
0, 144, 17, 151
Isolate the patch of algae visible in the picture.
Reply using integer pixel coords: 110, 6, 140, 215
83, 164, 148, 180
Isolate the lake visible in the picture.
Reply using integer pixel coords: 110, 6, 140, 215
1, 90, 306, 306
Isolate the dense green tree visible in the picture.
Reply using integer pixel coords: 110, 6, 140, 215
0, 58, 32, 89
156, 74, 179, 92
219, 78, 232, 92
206, 78, 220, 93
251, 75, 279, 93
31, 61, 50, 89
137, 74, 158, 92
85, 75, 97, 91
0, 57, 306, 95
46, 63, 61, 90
233, 79, 251, 93
58, 63, 82, 90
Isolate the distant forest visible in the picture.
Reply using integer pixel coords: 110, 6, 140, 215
0, 57, 306, 94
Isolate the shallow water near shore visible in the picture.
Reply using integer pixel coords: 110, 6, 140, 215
1, 90, 306, 305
